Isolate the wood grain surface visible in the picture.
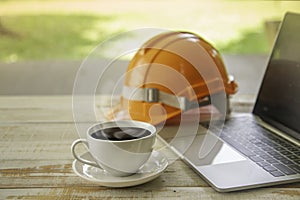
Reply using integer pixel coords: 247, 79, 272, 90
0, 95, 299, 199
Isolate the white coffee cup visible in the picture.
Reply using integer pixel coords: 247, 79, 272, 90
71, 120, 156, 177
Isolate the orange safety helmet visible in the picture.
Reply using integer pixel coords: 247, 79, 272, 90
107, 31, 237, 125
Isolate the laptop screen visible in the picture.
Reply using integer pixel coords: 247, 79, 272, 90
253, 12, 300, 141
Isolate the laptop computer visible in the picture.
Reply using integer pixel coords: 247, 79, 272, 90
158, 12, 300, 192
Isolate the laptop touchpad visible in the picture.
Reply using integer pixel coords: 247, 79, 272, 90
183, 133, 247, 166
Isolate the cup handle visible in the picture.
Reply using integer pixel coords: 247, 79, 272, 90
71, 139, 101, 168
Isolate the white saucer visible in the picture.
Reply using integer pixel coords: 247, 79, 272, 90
72, 150, 168, 188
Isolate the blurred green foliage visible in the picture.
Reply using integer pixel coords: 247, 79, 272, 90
0, 15, 123, 62
0, 0, 300, 62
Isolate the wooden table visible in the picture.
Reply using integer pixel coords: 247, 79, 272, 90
1, 95, 299, 199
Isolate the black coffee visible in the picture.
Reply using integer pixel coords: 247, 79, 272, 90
91, 127, 151, 141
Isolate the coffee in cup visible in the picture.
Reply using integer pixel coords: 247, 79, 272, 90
91, 126, 152, 141
71, 120, 156, 177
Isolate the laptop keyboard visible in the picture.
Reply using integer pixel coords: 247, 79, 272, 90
218, 117, 300, 177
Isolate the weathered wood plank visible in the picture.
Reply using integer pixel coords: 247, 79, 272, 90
230, 94, 255, 113
0, 123, 208, 188
0, 123, 175, 160
0, 95, 113, 123
0, 96, 73, 123
0, 123, 78, 160
0, 160, 208, 188
0, 95, 254, 123
1, 187, 300, 200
